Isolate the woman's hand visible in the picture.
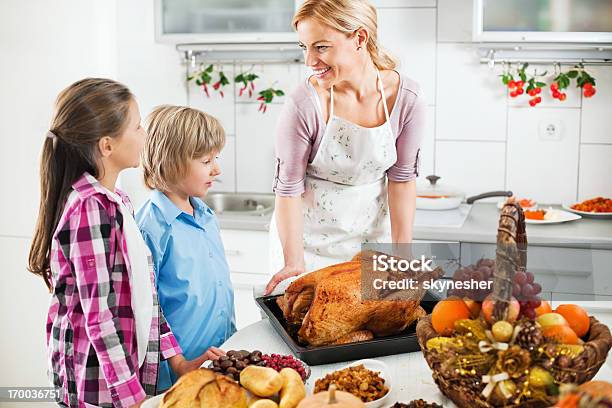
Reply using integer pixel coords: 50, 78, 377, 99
169, 347, 226, 377
264, 264, 305, 295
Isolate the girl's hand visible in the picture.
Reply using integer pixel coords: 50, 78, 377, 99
264, 264, 305, 295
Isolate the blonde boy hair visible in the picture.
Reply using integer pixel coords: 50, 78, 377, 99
142, 105, 225, 192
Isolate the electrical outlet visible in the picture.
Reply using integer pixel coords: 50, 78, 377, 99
538, 120, 563, 141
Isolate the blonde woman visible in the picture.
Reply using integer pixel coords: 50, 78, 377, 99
265, 0, 426, 294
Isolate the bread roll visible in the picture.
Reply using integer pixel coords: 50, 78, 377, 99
240, 366, 284, 397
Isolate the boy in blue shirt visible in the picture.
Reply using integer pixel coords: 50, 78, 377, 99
137, 105, 236, 391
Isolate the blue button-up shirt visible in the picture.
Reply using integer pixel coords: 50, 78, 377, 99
136, 190, 236, 391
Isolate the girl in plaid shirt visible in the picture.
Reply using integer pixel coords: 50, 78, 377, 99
28, 78, 210, 407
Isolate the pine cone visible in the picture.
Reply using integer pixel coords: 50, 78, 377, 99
448, 375, 484, 396
515, 320, 543, 351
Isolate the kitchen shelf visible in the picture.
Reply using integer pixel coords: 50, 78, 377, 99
177, 43, 303, 65
477, 43, 612, 66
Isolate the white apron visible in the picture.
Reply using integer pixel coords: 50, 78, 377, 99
268, 70, 396, 285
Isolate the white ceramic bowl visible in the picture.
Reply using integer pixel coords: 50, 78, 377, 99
340, 359, 392, 408
141, 393, 163, 408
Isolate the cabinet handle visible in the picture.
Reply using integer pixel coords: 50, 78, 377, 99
533, 268, 592, 277
225, 249, 241, 256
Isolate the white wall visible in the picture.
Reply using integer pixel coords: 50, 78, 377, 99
0, 0, 118, 398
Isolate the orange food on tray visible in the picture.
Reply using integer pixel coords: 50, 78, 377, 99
524, 209, 546, 220
518, 198, 536, 208
571, 197, 612, 213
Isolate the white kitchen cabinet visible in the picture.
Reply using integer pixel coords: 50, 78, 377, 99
233, 273, 268, 329
551, 293, 612, 308
154, 0, 299, 44
220, 228, 270, 274
413, 240, 461, 277
221, 228, 270, 329
460, 243, 612, 296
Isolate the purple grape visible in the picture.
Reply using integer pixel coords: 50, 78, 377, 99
514, 271, 527, 285
524, 308, 536, 320
472, 271, 483, 281
522, 283, 534, 297
526, 272, 535, 284
532, 283, 542, 295
528, 298, 541, 308
512, 283, 522, 297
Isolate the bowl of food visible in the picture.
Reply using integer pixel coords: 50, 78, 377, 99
206, 349, 310, 382
563, 197, 612, 219
313, 359, 391, 408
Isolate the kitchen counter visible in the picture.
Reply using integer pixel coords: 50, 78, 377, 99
217, 309, 612, 407
216, 203, 612, 248
415, 204, 612, 249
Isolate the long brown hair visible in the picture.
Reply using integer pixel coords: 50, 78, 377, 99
293, 0, 398, 71
28, 78, 134, 290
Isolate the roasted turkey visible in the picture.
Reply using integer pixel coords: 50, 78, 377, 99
277, 251, 442, 346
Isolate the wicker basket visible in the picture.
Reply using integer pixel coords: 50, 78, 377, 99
415, 202, 612, 408
417, 315, 612, 407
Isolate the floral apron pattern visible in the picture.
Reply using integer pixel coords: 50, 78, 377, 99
270, 70, 396, 273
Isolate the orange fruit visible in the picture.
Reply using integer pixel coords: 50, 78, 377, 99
579, 381, 612, 400
534, 300, 552, 317
542, 325, 580, 345
431, 299, 471, 336
553, 393, 580, 408
555, 304, 590, 337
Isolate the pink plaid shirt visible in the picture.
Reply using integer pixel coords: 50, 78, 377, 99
47, 173, 182, 407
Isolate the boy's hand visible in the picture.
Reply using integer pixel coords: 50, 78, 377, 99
203, 346, 225, 361
169, 348, 227, 377
264, 264, 305, 295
